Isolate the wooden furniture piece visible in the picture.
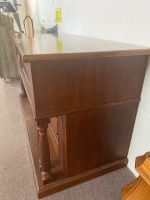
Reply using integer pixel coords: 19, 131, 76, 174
0, 13, 19, 80
122, 152, 150, 200
14, 32, 150, 198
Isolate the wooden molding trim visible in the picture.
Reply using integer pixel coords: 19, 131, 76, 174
136, 152, 150, 186
122, 152, 150, 199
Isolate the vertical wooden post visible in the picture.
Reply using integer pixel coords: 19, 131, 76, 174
37, 121, 53, 184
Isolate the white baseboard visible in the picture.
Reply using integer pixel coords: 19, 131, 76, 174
127, 163, 138, 177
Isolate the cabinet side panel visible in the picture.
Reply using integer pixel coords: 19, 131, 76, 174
30, 55, 147, 118
58, 115, 68, 175
65, 101, 139, 177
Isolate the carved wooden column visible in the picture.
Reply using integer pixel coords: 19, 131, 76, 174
122, 152, 150, 200
37, 120, 53, 184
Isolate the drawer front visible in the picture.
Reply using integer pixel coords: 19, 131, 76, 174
16, 54, 30, 84
16, 52, 34, 109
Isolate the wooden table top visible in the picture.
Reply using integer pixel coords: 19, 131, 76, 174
15, 32, 150, 63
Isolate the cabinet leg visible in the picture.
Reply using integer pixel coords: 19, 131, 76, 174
37, 124, 53, 184
20, 80, 27, 98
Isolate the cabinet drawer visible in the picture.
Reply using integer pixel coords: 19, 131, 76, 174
16, 54, 30, 84
16, 53, 34, 108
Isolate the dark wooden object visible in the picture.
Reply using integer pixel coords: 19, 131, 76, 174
15, 32, 150, 198
37, 123, 53, 184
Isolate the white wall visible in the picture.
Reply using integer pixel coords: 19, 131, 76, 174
127, 58, 150, 176
34, 0, 150, 176
28, 0, 40, 31
59, 0, 150, 47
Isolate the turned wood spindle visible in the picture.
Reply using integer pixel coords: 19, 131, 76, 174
37, 125, 53, 184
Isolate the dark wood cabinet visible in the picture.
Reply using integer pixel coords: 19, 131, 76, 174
15, 32, 150, 198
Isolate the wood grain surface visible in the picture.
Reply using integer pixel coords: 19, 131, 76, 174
122, 152, 150, 200
14, 32, 150, 62
15, 32, 150, 198
30, 55, 147, 119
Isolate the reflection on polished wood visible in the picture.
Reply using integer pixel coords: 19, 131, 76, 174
14, 31, 150, 63
122, 152, 150, 200
15, 32, 150, 198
